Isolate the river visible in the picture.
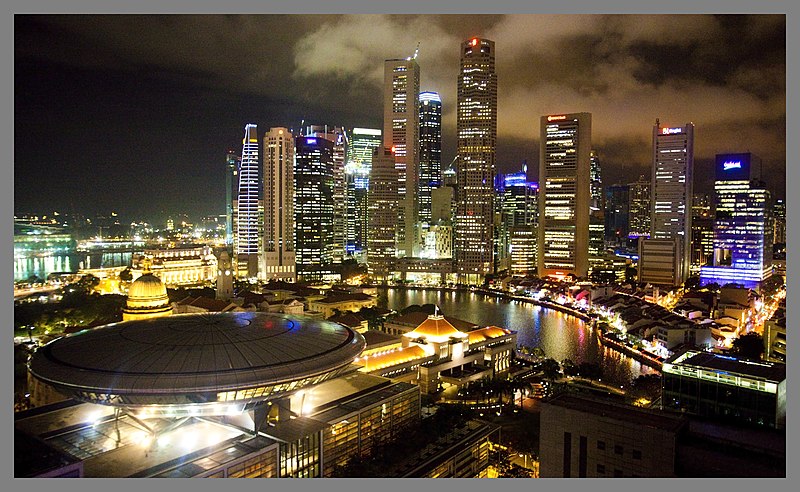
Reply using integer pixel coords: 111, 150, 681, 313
383, 287, 655, 387
14, 251, 133, 281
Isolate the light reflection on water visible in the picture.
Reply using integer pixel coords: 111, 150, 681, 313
383, 288, 655, 386
14, 252, 132, 281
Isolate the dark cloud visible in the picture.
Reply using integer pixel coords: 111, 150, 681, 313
14, 14, 785, 219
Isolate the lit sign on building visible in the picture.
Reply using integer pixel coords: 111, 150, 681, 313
723, 161, 742, 171
306, 138, 317, 145
661, 127, 683, 135
547, 115, 567, 122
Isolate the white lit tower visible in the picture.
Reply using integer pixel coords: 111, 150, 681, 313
588, 150, 605, 258
261, 127, 296, 282
638, 121, 694, 286
345, 128, 382, 261
455, 37, 497, 284
538, 113, 592, 279
368, 148, 400, 283
384, 51, 420, 258
236, 123, 260, 280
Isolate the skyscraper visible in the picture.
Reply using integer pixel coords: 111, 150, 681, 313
628, 175, 651, 242
294, 135, 335, 282
345, 128, 382, 260
498, 166, 539, 276
384, 54, 420, 258
589, 150, 605, 257
604, 184, 630, 247
304, 125, 347, 264
773, 199, 786, 245
455, 37, 497, 284
700, 153, 773, 290
639, 121, 694, 286
368, 148, 400, 283
225, 149, 240, 249
261, 127, 296, 282
418, 91, 442, 226
236, 124, 260, 279
538, 112, 592, 279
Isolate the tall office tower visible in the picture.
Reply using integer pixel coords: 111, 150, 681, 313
384, 54, 420, 257
604, 185, 630, 246
294, 135, 335, 282
236, 124, 260, 279
538, 112, 592, 279
455, 37, 497, 283
368, 148, 400, 283
700, 153, 773, 290
305, 125, 347, 264
419, 91, 443, 225
345, 128, 382, 260
496, 164, 538, 273
260, 127, 296, 282
639, 121, 694, 286
690, 192, 713, 267
628, 175, 651, 242
773, 199, 786, 245
225, 149, 240, 249
588, 150, 605, 257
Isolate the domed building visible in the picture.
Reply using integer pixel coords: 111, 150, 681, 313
122, 263, 172, 321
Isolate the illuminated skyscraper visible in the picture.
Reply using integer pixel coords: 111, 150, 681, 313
236, 123, 260, 279
639, 121, 694, 286
304, 125, 347, 264
773, 199, 786, 245
261, 127, 296, 282
628, 175, 651, 241
700, 153, 773, 290
455, 37, 497, 283
225, 149, 240, 248
345, 128, 382, 260
384, 54, 420, 257
419, 91, 442, 225
538, 112, 592, 279
294, 136, 335, 282
589, 150, 605, 257
368, 148, 400, 282
604, 185, 630, 246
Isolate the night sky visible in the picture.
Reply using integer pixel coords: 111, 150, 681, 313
15, 14, 786, 223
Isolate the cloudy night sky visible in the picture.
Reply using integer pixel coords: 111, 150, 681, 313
15, 14, 786, 222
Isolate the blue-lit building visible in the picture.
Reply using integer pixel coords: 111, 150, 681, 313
418, 92, 442, 226
344, 128, 382, 260
496, 164, 538, 274
295, 136, 335, 281
700, 153, 773, 290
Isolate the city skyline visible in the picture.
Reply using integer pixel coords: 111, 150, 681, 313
15, 14, 786, 220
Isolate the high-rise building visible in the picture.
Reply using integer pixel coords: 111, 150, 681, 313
261, 127, 296, 282
772, 199, 786, 245
419, 91, 442, 226
639, 121, 694, 286
604, 185, 630, 246
384, 55, 420, 258
589, 150, 605, 257
497, 164, 538, 275
368, 148, 400, 283
305, 125, 347, 265
700, 153, 773, 290
345, 128, 382, 260
236, 123, 260, 279
455, 37, 497, 283
690, 192, 713, 267
628, 175, 651, 242
538, 112, 592, 279
225, 150, 240, 248
294, 135, 335, 282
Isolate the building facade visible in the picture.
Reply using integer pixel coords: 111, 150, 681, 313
294, 136, 335, 282
305, 125, 347, 265
640, 121, 694, 286
225, 149, 240, 248
261, 127, 296, 281
538, 112, 592, 279
367, 148, 400, 282
384, 55, 420, 258
236, 123, 260, 279
589, 150, 605, 257
419, 91, 442, 228
345, 127, 382, 260
455, 37, 498, 283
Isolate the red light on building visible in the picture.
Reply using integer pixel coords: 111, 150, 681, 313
547, 115, 567, 122
471, 38, 478, 46
391, 146, 396, 154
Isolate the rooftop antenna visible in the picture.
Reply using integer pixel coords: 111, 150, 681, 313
413, 42, 420, 60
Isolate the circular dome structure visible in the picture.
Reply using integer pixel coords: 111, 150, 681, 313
28, 312, 366, 416
123, 273, 172, 320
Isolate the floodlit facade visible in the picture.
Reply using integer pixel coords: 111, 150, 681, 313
455, 37, 497, 283
261, 127, 296, 281
498, 165, 538, 274
237, 123, 260, 279
538, 112, 592, 279
295, 136, 335, 281
305, 125, 347, 264
367, 148, 400, 282
640, 121, 694, 286
131, 244, 217, 287
345, 127, 382, 260
419, 91, 442, 226
384, 55, 420, 258
700, 153, 773, 290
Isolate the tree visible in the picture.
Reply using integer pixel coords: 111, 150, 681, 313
540, 358, 561, 381
118, 268, 133, 281
624, 266, 638, 285
684, 275, 701, 291
731, 332, 765, 361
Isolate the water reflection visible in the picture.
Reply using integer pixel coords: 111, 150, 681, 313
14, 252, 132, 281
383, 288, 655, 386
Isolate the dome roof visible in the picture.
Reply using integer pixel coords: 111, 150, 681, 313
128, 273, 168, 301
28, 312, 366, 411
403, 314, 467, 342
